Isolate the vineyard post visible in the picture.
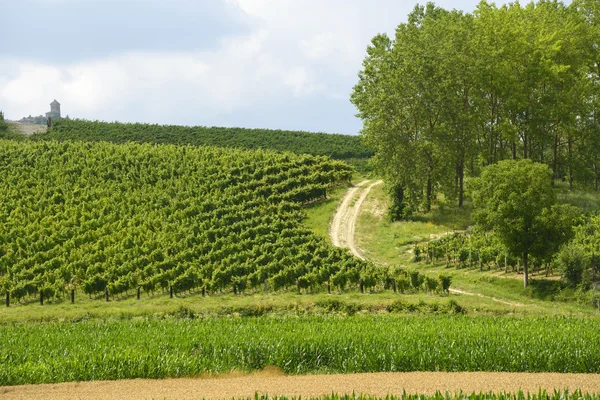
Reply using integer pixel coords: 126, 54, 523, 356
105, 287, 109, 302
445, 244, 449, 268
296, 279, 300, 295
170, 285, 174, 299
137, 287, 141, 300
40, 290, 43, 306
71, 289, 75, 304
5, 292, 9, 307
360, 279, 364, 294
469, 248, 472, 268
264, 278, 268, 295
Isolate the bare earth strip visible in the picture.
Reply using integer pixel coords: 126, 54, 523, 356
3, 372, 600, 400
7, 121, 47, 136
330, 180, 383, 259
330, 180, 369, 248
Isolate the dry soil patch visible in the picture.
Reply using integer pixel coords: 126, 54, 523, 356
2, 372, 599, 400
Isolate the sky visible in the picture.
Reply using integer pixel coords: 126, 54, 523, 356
1, 0, 546, 135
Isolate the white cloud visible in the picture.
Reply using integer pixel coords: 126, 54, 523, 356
0, 29, 322, 123
1, 0, 517, 131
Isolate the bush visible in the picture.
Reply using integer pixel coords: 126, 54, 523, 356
424, 276, 438, 293
409, 270, 424, 290
557, 245, 586, 287
437, 273, 452, 293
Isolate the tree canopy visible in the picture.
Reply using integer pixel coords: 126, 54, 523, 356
470, 159, 578, 288
352, 0, 600, 216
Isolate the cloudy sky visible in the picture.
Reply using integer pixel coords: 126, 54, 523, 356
2, 0, 535, 134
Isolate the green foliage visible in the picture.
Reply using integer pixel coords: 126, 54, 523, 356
409, 270, 424, 290
470, 160, 579, 287
1, 315, 599, 385
352, 1, 599, 211
0, 111, 7, 132
557, 245, 588, 288
42, 119, 373, 161
437, 274, 452, 293
0, 139, 367, 301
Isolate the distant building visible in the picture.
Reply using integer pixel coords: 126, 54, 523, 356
45, 99, 61, 120
18, 99, 64, 125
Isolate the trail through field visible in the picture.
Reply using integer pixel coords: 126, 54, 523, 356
3, 372, 600, 400
448, 288, 524, 307
332, 181, 525, 307
330, 179, 383, 259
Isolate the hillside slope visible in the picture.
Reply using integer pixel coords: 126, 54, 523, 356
0, 140, 367, 302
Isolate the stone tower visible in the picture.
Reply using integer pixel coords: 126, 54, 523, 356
46, 99, 61, 119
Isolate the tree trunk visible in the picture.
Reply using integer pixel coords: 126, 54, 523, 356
425, 174, 432, 212
523, 252, 529, 288
457, 162, 464, 208
552, 134, 559, 182
568, 135, 573, 189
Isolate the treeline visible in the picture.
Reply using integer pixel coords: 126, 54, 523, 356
0, 111, 7, 132
0, 140, 376, 303
352, 0, 600, 215
42, 119, 374, 161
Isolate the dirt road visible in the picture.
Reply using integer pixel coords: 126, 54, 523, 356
3, 371, 599, 400
330, 180, 383, 259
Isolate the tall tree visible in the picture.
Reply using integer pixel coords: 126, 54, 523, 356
470, 160, 578, 288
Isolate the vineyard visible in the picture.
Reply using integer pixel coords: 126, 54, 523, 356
40, 119, 373, 161
1, 315, 599, 385
0, 139, 379, 304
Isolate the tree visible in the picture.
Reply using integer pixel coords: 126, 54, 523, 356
470, 159, 578, 288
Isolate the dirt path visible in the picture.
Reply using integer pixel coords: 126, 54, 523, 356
3, 371, 599, 400
331, 181, 525, 307
330, 180, 383, 259
448, 288, 524, 307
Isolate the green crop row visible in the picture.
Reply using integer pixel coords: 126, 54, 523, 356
41, 119, 374, 160
0, 139, 370, 304
1, 315, 599, 385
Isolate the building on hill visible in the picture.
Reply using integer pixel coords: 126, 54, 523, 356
45, 99, 61, 120
19, 99, 63, 125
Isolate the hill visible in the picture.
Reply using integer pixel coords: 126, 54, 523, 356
0, 139, 368, 302
41, 119, 373, 161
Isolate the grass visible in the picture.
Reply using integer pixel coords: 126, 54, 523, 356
0, 285, 534, 325
303, 184, 350, 241
353, 182, 600, 315
2, 314, 600, 385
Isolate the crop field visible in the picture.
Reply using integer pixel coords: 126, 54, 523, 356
0, 139, 379, 304
40, 119, 373, 161
1, 315, 599, 386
